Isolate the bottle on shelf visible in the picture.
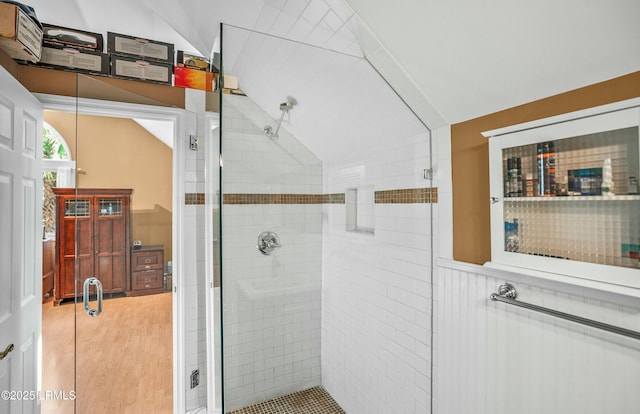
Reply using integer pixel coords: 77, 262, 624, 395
537, 142, 556, 196
629, 176, 639, 194
505, 157, 523, 197
601, 158, 614, 196
505, 158, 514, 197
525, 173, 537, 197
504, 219, 519, 253
516, 158, 523, 197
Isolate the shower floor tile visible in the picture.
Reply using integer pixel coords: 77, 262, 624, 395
228, 386, 345, 414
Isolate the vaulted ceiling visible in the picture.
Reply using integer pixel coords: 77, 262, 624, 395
22, 0, 640, 162
347, 0, 640, 124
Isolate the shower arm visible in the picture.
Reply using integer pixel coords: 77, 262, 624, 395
265, 97, 296, 138
270, 108, 288, 137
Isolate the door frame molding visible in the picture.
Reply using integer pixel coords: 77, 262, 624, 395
34, 93, 187, 413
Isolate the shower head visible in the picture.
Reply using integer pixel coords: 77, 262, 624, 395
279, 96, 297, 112
265, 96, 297, 139
280, 102, 293, 111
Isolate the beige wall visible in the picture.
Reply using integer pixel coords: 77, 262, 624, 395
45, 111, 173, 259
451, 71, 640, 264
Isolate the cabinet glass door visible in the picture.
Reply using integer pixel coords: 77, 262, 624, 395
488, 100, 640, 290
500, 126, 640, 268
97, 198, 123, 216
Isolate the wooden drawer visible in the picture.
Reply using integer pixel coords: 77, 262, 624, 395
132, 249, 163, 272
132, 270, 163, 291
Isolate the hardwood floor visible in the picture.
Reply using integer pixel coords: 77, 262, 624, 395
41, 292, 173, 414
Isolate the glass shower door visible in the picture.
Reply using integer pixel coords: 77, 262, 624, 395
70, 74, 176, 414
219, 26, 325, 412
38, 61, 222, 414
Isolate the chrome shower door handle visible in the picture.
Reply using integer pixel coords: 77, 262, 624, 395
83, 277, 103, 317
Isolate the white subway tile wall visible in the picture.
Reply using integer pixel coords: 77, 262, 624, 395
222, 94, 323, 411
222, 95, 321, 196
322, 129, 433, 414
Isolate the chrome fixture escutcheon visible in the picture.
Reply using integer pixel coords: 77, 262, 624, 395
257, 231, 281, 255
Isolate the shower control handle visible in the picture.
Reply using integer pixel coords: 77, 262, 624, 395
262, 239, 281, 249
257, 231, 281, 255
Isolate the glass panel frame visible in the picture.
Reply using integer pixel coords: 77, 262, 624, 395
71, 73, 177, 414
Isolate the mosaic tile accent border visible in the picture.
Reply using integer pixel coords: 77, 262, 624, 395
322, 193, 346, 204
228, 386, 345, 414
185, 193, 205, 205
185, 188, 437, 205
224, 193, 323, 205
375, 187, 438, 204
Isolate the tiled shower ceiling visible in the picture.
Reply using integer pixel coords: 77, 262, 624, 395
221, 0, 431, 165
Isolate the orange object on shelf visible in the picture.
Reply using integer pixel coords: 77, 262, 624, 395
174, 66, 215, 91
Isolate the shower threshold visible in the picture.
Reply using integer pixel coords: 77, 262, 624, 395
228, 386, 344, 414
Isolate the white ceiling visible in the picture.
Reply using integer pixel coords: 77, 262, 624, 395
345, 0, 640, 124
23, 0, 640, 161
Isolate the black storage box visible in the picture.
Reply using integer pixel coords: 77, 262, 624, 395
107, 31, 174, 63
110, 54, 173, 85
37, 43, 109, 75
42, 23, 103, 51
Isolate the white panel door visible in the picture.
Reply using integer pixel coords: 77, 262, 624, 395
0, 65, 43, 414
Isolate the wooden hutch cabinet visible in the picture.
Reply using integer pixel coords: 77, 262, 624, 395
53, 188, 132, 305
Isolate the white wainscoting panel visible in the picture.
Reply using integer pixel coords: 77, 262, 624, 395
434, 260, 640, 414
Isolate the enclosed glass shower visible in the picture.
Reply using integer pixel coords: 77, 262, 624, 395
210, 23, 435, 414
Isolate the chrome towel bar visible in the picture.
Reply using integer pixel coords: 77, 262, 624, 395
490, 284, 640, 341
